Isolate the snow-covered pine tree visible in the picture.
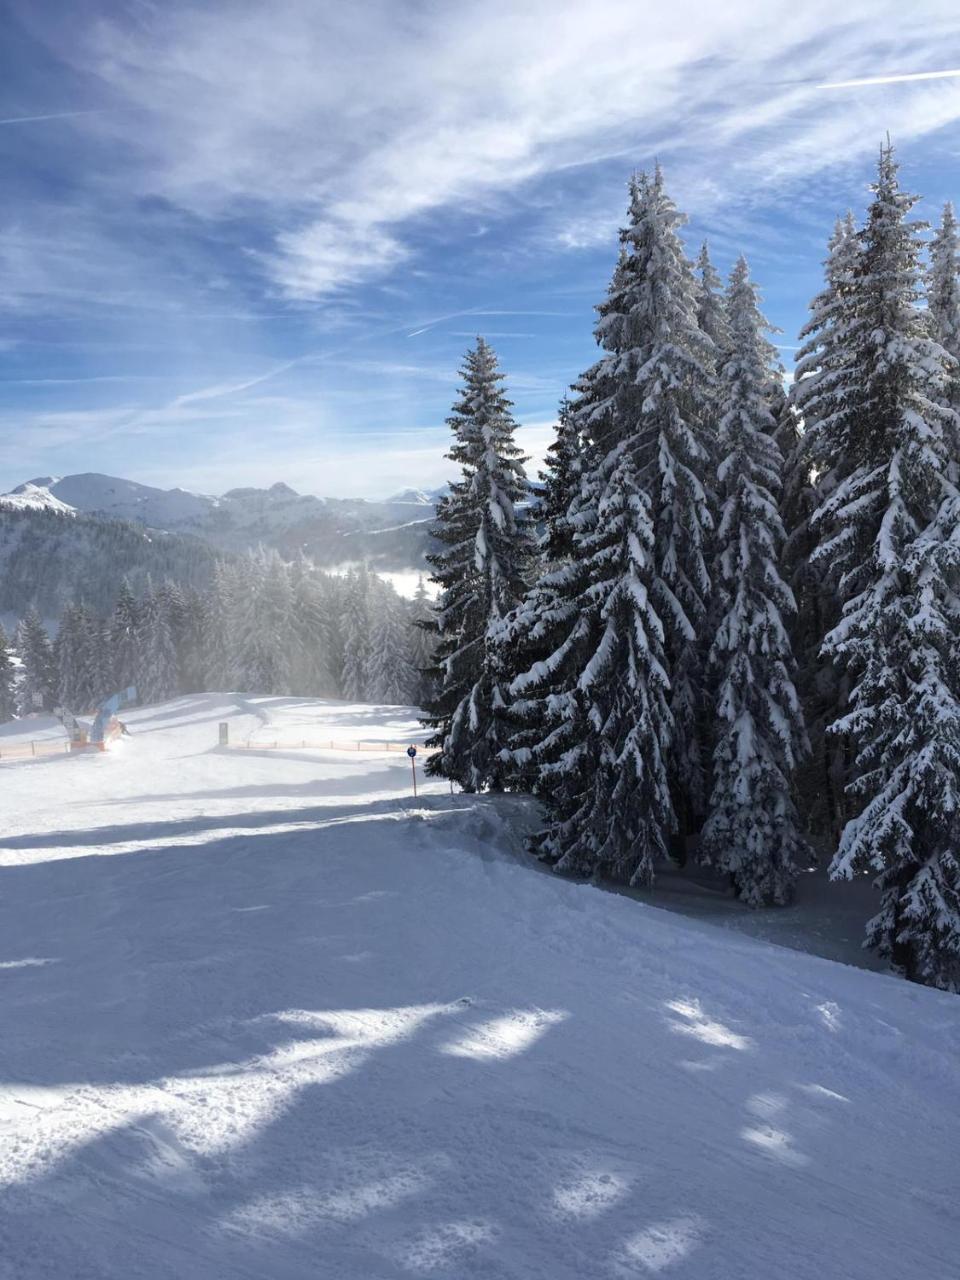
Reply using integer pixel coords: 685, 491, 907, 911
227, 551, 293, 695
816, 143, 960, 988
694, 242, 730, 359
409, 575, 439, 707
54, 603, 81, 711
14, 607, 55, 715
536, 397, 583, 569
509, 413, 675, 882
55, 603, 98, 711
700, 257, 809, 904
340, 566, 371, 702
928, 201, 960, 459
364, 580, 418, 705
423, 338, 534, 791
109, 580, 141, 692
787, 211, 861, 836
595, 169, 716, 839
137, 581, 180, 704
499, 394, 587, 792
202, 562, 237, 691
510, 171, 713, 880
157, 581, 188, 696
177, 588, 208, 694
0, 623, 16, 722
289, 556, 335, 697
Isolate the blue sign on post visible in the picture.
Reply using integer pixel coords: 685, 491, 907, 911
406, 746, 417, 758
407, 745, 418, 797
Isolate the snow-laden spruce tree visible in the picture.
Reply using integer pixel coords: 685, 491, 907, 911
786, 212, 861, 836
0, 623, 16, 722
340, 566, 371, 701
928, 202, 960, 457
814, 143, 960, 988
423, 337, 534, 791
409, 575, 439, 707
694, 242, 730, 362
55, 603, 102, 712
110, 580, 141, 692
700, 257, 809, 904
510, 169, 713, 880
364, 580, 418, 705
520, 437, 675, 881
177, 588, 209, 695
14, 607, 55, 715
229, 551, 293, 695
537, 397, 583, 569
601, 170, 717, 834
289, 556, 335, 697
202, 562, 237, 691
587, 169, 715, 837
137, 581, 180, 703
498, 394, 588, 793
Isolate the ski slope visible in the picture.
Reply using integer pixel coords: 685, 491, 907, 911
0, 695, 958, 1279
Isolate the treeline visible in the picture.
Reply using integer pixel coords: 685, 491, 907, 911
0, 505, 221, 617
0, 550, 435, 718
422, 145, 960, 993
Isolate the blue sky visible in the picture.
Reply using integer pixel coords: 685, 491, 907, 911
1, 0, 959, 499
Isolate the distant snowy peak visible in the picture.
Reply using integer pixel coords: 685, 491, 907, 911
384, 486, 447, 505
1, 480, 75, 515
2, 473, 215, 528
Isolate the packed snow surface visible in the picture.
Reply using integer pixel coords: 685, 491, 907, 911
0, 695, 957, 1279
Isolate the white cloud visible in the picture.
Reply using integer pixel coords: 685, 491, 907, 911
32, 0, 960, 301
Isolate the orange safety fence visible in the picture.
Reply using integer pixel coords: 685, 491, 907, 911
232, 738, 439, 754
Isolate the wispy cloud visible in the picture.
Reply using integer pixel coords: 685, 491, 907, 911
818, 68, 960, 90
0, 109, 103, 126
32, 0, 960, 302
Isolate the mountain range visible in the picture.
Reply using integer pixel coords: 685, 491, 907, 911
0, 473, 445, 620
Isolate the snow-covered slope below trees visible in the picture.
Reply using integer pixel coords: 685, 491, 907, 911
0, 695, 957, 1279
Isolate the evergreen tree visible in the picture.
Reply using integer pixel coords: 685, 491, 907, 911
500, 394, 588, 790
364, 581, 418, 704
158, 581, 188, 695
612, 171, 716, 834
340, 566, 371, 701
787, 212, 861, 836
694, 241, 730, 358
178, 588, 208, 694
409, 575, 439, 707
511, 428, 674, 882
423, 338, 534, 790
110, 578, 142, 691
289, 556, 334, 697
0, 624, 16, 722
510, 171, 713, 879
815, 143, 960, 988
228, 551, 293, 695
928, 201, 960, 456
14, 607, 55, 715
55, 602, 101, 711
537, 397, 583, 568
203, 562, 237, 691
137, 582, 180, 704
701, 257, 809, 904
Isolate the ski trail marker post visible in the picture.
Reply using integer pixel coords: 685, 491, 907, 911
407, 744, 418, 798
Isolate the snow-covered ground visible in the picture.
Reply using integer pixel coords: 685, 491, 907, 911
0, 695, 958, 1279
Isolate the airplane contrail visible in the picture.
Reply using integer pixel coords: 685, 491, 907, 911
0, 109, 102, 126
818, 68, 960, 90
